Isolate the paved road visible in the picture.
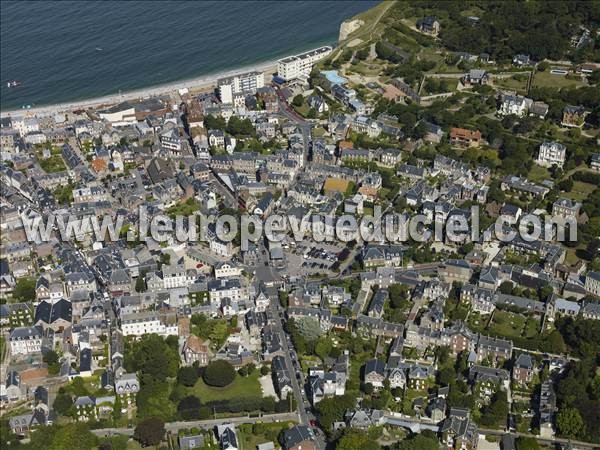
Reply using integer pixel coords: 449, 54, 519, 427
91, 412, 298, 437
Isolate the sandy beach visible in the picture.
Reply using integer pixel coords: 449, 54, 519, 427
0, 60, 279, 118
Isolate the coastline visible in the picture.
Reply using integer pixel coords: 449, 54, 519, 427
0, 59, 279, 118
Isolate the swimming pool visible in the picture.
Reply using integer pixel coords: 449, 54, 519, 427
322, 70, 348, 85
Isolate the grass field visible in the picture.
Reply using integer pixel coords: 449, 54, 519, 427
494, 74, 529, 94
488, 310, 540, 339
533, 71, 585, 89
564, 181, 596, 202
189, 372, 263, 402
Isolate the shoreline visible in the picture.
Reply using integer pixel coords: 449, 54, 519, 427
0, 59, 280, 117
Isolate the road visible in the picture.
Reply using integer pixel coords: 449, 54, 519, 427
91, 412, 298, 437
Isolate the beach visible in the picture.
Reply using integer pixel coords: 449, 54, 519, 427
0, 60, 278, 118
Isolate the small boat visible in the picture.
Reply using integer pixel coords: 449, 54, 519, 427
7, 80, 22, 88
96, 47, 103, 51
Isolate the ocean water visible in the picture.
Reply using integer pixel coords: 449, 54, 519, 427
0, 1, 377, 111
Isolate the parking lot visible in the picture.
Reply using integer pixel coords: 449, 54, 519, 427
283, 240, 350, 277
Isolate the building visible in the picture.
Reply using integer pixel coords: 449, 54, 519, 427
591, 153, 600, 171
552, 198, 580, 218
498, 94, 533, 117
561, 105, 586, 128
585, 271, 600, 296
281, 425, 316, 450
277, 46, 332, 81
218, 71, 265, 104
512, 353, 534, 385
182, 335, 210, 366
450, 128, 481, 147
462, 69, 489, 86
536, 141, 566, 168
416, 16, 440, 36
9, 326, 43, 355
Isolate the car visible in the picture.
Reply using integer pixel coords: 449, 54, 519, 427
309, 419, 317, 427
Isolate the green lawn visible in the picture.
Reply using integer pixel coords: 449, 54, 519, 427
189, 372, 263, 402
564, 181, 596, 202
0, 336, 5, 363
494, 74, 529, 94
533, 71, 584, 89
39, 154, 67, 173
488, 310, 527, 338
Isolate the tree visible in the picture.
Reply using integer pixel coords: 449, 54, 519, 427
203, 360, 236, 387
393, 430, 439, 450
337, 429, 380, 450
53, 393, 73, 416
177, 395, 201, 420
260, 365, 270, 376
515, 437, 540, 450
178, 366, 199, 387
544, 330, 566, 354
133, 417, 165, 447
129, 334, 179, 381
43, 350, 60, 375
556, 407, 584, 438
292, 94, 304, 107
499, 281, 514, 295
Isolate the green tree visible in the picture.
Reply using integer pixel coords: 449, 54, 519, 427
52, 393, 73, 416
203, 360, 236, 387
337, 429, 380, 450
260, 365, 270, 376
133, 417, 165, 447
515, 437, 541, 450
178, 366, 199, 387
556, 407, 584, 438
292, 94, 304, 107
129, 334, 179, 381
43, 350, 60, 375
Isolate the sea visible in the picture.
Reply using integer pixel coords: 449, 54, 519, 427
0, 1, 377, 111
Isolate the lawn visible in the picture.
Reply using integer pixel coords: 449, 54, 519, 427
0, 336, 5, 363
488, 310, 527, 338
533, 71, 585, 89
493, 74, 529, 94
564, 181, 596, 202
189, 372, 263, 402
39, 154, 67, 173
237, 422, 295, 450
527, 165, 551, 184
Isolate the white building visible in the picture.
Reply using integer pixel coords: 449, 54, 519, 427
218, 71, 265, 104
120, 312, 178, 337
11, 117, 40, 137
9, 326, 43, 355
277, 46, 332, 81
536, 141, 566, 168
585, 272, 600, 297
498, 94, 533, 117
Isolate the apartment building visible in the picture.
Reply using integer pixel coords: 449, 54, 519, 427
218, 71, 265, 103
277, 46, 332, 81
120, 311, 178, 337
9, 326, 43, 355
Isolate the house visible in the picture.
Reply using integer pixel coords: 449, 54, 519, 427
216, 424, 238, 450
512, 54, 531, 66
9, 326, 43, 355
581, 301, 600, 320
441, 408, 478, 450
363, 359, 386, 388
34, 298, 72, 331
439, 259, 472, 284
584, 271, 600, 296
272, 356, 293, 400
417, 16, 440, 36
536, 141, 566, 168
462, 69, 489, 86
498, 94, 532, 117
4, 371, 22, 402
552, 198, 580, 218
282, 425, 316, 450
427, 396, 446, 422
539, 381, 557, 438
182, 335, 210, 366
450, 128, 481, 147
512, 354, 534, 385
586, 152, 600, 173
561, 105, 587, 128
